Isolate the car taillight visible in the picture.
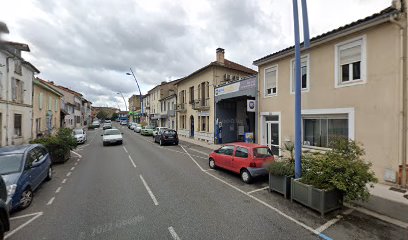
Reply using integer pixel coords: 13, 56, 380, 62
249, 162, 256, 167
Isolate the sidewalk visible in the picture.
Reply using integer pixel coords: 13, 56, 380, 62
354, 183, 408, 224
178, 136, 220, 150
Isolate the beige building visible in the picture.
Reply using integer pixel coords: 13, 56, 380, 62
146, 80, 178, 127
253, 4, 407, 185
32, 78, 63, 138
176, 48, 257, 143
128, 94, 141, 122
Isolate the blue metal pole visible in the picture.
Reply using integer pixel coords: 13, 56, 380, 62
292, 0, 302, 179
301, 0, 310, 48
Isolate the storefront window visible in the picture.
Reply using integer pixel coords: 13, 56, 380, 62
303, 116, 348, 148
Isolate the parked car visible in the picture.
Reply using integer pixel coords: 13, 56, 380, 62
0, 176, 10, 239
152, 127, 168, 138
154, 129, 178, 146
120, 120, 128, 126
101, 128, 123, 146
140, 126, 154, 136
91, 120, 100, 128
102, 123, 112, 130
134, 124, 142, 133
130, 123, 138, 130
73, 129, 87, 144
105, 120, 112, 123
0, 144, 52, 211
208, 143, 274, 183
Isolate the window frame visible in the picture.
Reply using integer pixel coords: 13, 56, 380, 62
334, 35, 367, 88
290, 54, 310, 94
14, 113, 22, 137
263, 65, 278, 97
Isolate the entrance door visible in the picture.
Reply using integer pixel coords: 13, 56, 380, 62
266, 121, 280, 156
190, 115, 194, 137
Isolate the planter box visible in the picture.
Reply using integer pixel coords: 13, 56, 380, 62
291, 178, 343, 216
50, 150, 71, 164
269, 174, 291, 199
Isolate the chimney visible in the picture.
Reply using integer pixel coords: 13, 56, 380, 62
216, 48, 225, 64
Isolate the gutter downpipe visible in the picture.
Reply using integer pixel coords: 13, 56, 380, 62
390, 5, 407, 188
5, 56, 12, 146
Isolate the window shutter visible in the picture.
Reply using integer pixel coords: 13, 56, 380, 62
48, 96, 52, 111
340, 44, 361, 65
55, 99, 58, 112
265, 68, 276, 90
20, 81, 24, 103
11, 77, 16, 100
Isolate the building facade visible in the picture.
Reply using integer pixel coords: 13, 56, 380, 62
0, 41, 39, 146
32, 78, 62, 138
254, 6, 407, 185
159, 93, 177, 129
176, 48, 257, 143
147, 81, 178, 127
128, 94, 142, 123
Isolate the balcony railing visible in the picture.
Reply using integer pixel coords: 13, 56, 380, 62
192, 98, 210, 111
176, 103, 186, 112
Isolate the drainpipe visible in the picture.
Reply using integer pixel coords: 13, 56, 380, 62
390, 2, 407, 188
5, 56, 12, 146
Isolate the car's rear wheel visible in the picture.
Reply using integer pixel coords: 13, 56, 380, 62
46, 167, 52, 181
20, 188, 33, 209
240, 169, 252, 184
174, 141, 178, 145
209, 158, 216, 169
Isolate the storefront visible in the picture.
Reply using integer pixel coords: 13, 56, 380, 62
214, 75, 257, 144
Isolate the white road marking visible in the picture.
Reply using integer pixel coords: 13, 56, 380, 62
315, 215, 343, 233
203, 169, 214, 172
75, 162, 78, 166
77, 158, 81, 162
66, 172, 72, 177
168, 226, 181, 240
5, 212, 43, 239
9, 212, 43, 220
47, 197, 55, 205
71, 150, 82, 158
71, 167, 75, 171
180, 145, 205, 171
123, 146, 128, 153
139, 175, 159, 206
55, 187, 62, 193
247, 186, 269, 194
62, 179, 67, 184
128, 155, 137, 168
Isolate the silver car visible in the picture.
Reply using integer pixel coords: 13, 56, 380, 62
102, 129, 123, 146
73, 129, 87, 144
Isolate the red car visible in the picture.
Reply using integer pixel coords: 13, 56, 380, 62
209, 143, 275, 183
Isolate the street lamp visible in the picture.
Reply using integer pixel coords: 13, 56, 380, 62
116, 92, 128, 111
126, 68, 143, 115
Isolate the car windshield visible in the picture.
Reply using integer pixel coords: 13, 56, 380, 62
0, 154, 24, 175
74, 129, 83, 135
104, 129, 121, 135
164, 130, 176, 135
253, 147, 273, 158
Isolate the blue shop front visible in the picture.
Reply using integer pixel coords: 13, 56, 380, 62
214, 75, 258, 144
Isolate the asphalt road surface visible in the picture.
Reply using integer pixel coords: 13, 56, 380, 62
5, 124, 408, 240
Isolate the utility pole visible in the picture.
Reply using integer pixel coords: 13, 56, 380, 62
292, 0, 310, 179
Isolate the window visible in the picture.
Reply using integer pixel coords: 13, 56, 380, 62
12, 78, 24, 103
189, 86, 194, 103
264, 66, 277, 96
48, 96, 52, 111
218, 146, 234, 156
14, 114, 22, 137
14, 60, 22, 74
291, 55, 309, 93
235, 147, 248, 158
335, 37, 366, 87
253, 148, 273, 158
303, 115, 348, 148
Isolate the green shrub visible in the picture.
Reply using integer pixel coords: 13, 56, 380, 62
301, 137, 377, 202
267, 160, 295, 177
31, 128, 77, 162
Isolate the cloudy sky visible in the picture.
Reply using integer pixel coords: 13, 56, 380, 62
1, 0, 390, 110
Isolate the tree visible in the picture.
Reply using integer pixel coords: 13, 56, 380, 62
111, 112, 119, 120
96, 110, 108, 120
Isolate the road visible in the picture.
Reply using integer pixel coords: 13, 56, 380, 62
5, 123, 408, 240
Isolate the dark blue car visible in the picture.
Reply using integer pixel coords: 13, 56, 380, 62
0, 144, 52, 211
